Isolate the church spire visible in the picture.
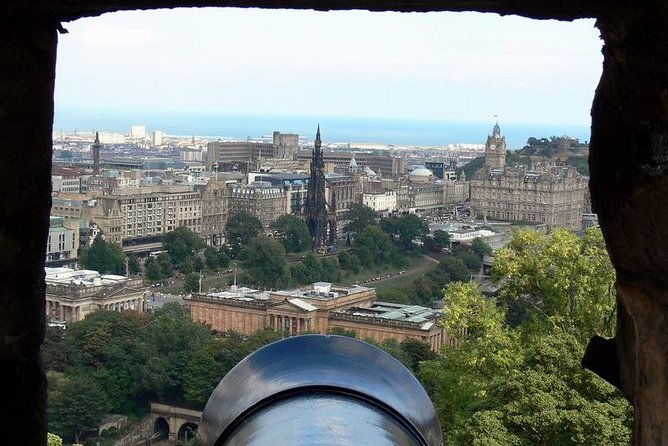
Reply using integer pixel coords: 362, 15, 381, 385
315, 124, 321, 150
94, 131, 100, 143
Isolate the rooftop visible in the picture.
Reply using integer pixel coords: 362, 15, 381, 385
336, 301, 442, 330
45, 267, 129, 287
272, 283, 373, 301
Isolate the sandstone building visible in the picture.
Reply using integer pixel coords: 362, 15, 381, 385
45, 267, 145, 324
185, 282, 448, 352
470, 124, 588, 231
227, 181, 287, 227
88, 185, 204, 252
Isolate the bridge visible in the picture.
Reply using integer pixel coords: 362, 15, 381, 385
150, 403, 202, 443
116, 403, 202, 445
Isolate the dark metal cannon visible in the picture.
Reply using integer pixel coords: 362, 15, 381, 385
197, 335, 443, 446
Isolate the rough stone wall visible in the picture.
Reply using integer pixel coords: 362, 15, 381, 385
0, 13, 57, 446
586, 5, 668, 444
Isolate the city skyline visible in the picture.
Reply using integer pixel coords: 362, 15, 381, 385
55, 8, 603, 127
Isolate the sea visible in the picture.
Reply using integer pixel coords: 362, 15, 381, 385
54, 107, 592, 150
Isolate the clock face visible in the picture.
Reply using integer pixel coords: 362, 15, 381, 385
489, 144, 496, 150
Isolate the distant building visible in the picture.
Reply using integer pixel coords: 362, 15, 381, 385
425, 161, 457, 180
206, 141, 274, 169
228, 181, 287, 228
130, 125, 146, 139
181, 148, 203, 162
185, 282, 448, 352
363, 190, 397, 216
102, 157, 172, 171
273, 131, 299, 160
45, 267, 145, 324
470, 123, 588, 231
325, 173, 360, 216
443, 174, 470, 205
87, 186, 203, 253
46, 217, 78, 267
297, 150, 406, 177
249, 172, 310, 215
199, 179, 229, 247
152, 130, 164, 146
52, 175, 83, 194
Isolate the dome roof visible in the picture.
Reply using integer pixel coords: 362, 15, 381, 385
409, 167, 434, 182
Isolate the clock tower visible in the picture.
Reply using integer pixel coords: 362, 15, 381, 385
484, 122, 506, 170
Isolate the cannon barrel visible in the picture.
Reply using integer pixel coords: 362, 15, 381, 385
197, 335, 444, 446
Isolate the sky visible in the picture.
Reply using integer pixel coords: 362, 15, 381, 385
55, 8, 603, 126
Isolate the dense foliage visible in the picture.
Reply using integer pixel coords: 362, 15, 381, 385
162, 226, 206, 273
379, 213, 430, 252
344, 203, 377, 234
270, 214, 311, 253
80, 236, 125, 275
226, 212, 263, 257
240, 236, 290, 288
420, 227, 632, 445
44, 304, 284, 443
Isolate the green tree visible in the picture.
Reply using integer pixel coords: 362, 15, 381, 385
65, 311, 149, 413
48, 373, 110, 443
459, 334, 632, 446
400, 338, 437, 373
380, 214, 429, 252
426, 229, 451, 252
156, 252, 173, 278
163, 226, 205, 272
204, 246, 229, 270
42, 326, 71, 372
420, 250, 631, 445
48, 433, 63, 446
338, 250, 361, 273
321, 257, 341, 282
354, 225, 404, 267
183, 346, 219, 406
127, 255, 141, 275
142, 303, 212, 403
271, 214, 311, 253
345, 203, 377, 234
456, 249, 483, 273
80, 235, 125, 274
193, 256, 205, 273
240, 236, 290, 288
226, 212, 263, 257
439, 256, 470, 282
493, 227, 616, 341
183, 272, 200, 293
470, 237, 492, 258
145, 257, 164, 283
301, 254, 322, 282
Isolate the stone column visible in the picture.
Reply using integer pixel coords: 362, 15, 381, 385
585, 6, 668, 444
0, 16, 56, 442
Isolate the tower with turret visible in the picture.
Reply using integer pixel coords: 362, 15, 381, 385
484, 122, 506, 170
92, 132, 102, 174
